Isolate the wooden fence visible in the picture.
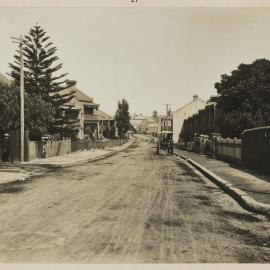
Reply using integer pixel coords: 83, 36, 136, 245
242, 126, 270, 173
213, 137, 242, 164
179, 127, 270, 174
27, 138, 128, 161
44, 140, 72, 158
178, 135, 242, 165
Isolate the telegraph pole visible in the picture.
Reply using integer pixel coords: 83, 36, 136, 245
11, 35, 24, 162
20, 35, 24, 162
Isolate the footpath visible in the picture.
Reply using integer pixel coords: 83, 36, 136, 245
0, 139, 134, 186
174, 148, 270, 217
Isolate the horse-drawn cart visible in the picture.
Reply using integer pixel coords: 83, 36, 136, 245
156, 131, 174, 155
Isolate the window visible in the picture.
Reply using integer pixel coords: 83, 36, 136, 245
84, 107, 94, 114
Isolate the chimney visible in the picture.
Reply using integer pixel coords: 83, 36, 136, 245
193, 94, 198, 101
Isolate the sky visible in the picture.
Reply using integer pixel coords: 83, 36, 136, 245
1, 6, 270, 116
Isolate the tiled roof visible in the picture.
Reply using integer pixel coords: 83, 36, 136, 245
173, 97, 206, 113
94, 110, 113, 120
84, 110, 113, 122
63, 84, 100, 107
62, 84, 93, 101
71, 87, 93, 103
131, 115, 148, 120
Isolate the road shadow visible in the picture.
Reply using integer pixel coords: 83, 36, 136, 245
221, 210, 262, 223
228, 162, 270, 184
0, 181, 24, 194
180, 150, 270, 185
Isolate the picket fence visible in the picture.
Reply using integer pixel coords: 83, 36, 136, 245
214, 137, 242, 164
28, 138, 128, 161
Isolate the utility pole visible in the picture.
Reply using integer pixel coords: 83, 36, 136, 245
11, 35, 24, 162
163, 103, 171, 131
20, 35, 24, 162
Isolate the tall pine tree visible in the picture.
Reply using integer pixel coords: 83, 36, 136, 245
115, 99, 131, 138
8, 24, 76, 136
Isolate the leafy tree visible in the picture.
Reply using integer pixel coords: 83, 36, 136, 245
0, 82, 19, 134
152, 110, 158, 119
115, 99, 131, 138
215, 58, 270, 137
8, 24, 76, 136
25, 95, 55, 140
0, 82, 55, 139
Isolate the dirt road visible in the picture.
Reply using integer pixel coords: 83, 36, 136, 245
0, 135, 269, 263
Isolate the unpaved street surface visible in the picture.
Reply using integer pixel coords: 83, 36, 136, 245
0, 136, 269, 263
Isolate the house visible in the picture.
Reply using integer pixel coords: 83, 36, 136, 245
62, 83, 114, 139
172, 95, 206, 143
65, 86, 115, 139
130, 114, 148, 134
62, 84, 100, 139
159, 112, 173, 133
130, 112, 172, 137
180, 97, 221, 141
0, 73, 113, 140
146, 116, 159, 137
94, 109, 116, 139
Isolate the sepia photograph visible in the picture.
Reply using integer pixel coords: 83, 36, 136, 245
0, 0, 269, 266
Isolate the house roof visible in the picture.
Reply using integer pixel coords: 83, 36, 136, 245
131, 115, 148, 120
173, 96, 206, 114
72, 87, 93, 103
94, 110, 113, 120
63, 85, 99, 107
205, 101, 217, 107
64, 86, 91, 102
83, 109, 113, 123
